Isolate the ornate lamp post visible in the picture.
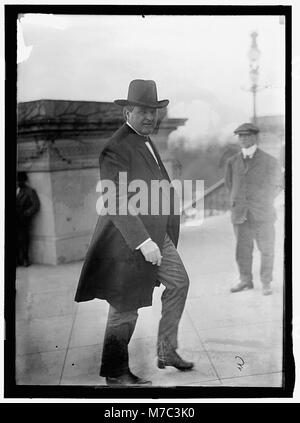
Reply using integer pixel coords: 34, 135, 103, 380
248, 31, 261, 124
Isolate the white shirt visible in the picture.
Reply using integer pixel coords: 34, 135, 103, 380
242, 144, 257, 159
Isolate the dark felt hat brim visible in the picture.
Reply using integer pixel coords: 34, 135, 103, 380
114, 99, 169, 109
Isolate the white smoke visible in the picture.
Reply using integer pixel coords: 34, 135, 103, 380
168, 96, 246, 150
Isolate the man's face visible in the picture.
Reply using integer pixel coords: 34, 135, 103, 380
238, 133, 257, 149
126, 106, 158, 135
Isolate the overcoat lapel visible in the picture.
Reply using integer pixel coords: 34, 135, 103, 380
134, 140, 163, 179
147, 137, 171, 182
236, 150, 261, 175
237, 153, 247, 175
245, 148, 262, 173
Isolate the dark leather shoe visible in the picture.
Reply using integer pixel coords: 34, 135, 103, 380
262, 284, 272, 296
158, 346, 194, 371
106, 370, 152, 386
230, 281, 254, 293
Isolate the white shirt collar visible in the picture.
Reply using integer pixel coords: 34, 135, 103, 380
242, 144, 257, 159
126, 121, 148, 138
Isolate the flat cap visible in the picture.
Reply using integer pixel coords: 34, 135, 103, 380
234, 122, 259, 134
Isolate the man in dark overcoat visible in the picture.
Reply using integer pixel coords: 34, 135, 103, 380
16, 171, 40, 267
75, 80, 193, 386
225, 123, 283, 295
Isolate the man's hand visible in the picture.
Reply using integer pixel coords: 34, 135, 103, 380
140, 240, 162, 266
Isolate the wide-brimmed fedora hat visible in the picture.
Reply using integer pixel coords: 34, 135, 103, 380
114, 79, 169, 109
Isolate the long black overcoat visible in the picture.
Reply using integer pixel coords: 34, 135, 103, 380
75, 124, 180, 311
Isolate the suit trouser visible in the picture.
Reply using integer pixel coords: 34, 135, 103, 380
233, 214, 275, 285
100, 234, 189, 378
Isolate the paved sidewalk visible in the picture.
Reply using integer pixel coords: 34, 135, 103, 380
15, 210, 284, 387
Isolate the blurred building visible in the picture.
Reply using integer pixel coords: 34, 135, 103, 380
17, 99, 186, 265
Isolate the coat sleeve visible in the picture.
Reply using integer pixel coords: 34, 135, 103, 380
23, 188, 40, 218
224, 158, 233, 192
99, 144, 150, 251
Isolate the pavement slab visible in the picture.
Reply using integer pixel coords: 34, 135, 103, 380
198, 322, 283, 380
14, 211, 284, 389
16, 349, 67, 385
129, 337, 219, 387
220, 372, 283, 387
69, 309, 107, 348
16, 315, 74, 355
60, 344, 105, 385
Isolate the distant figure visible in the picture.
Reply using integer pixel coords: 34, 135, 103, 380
225, 123, 283, 295
16, 171, 40, 267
